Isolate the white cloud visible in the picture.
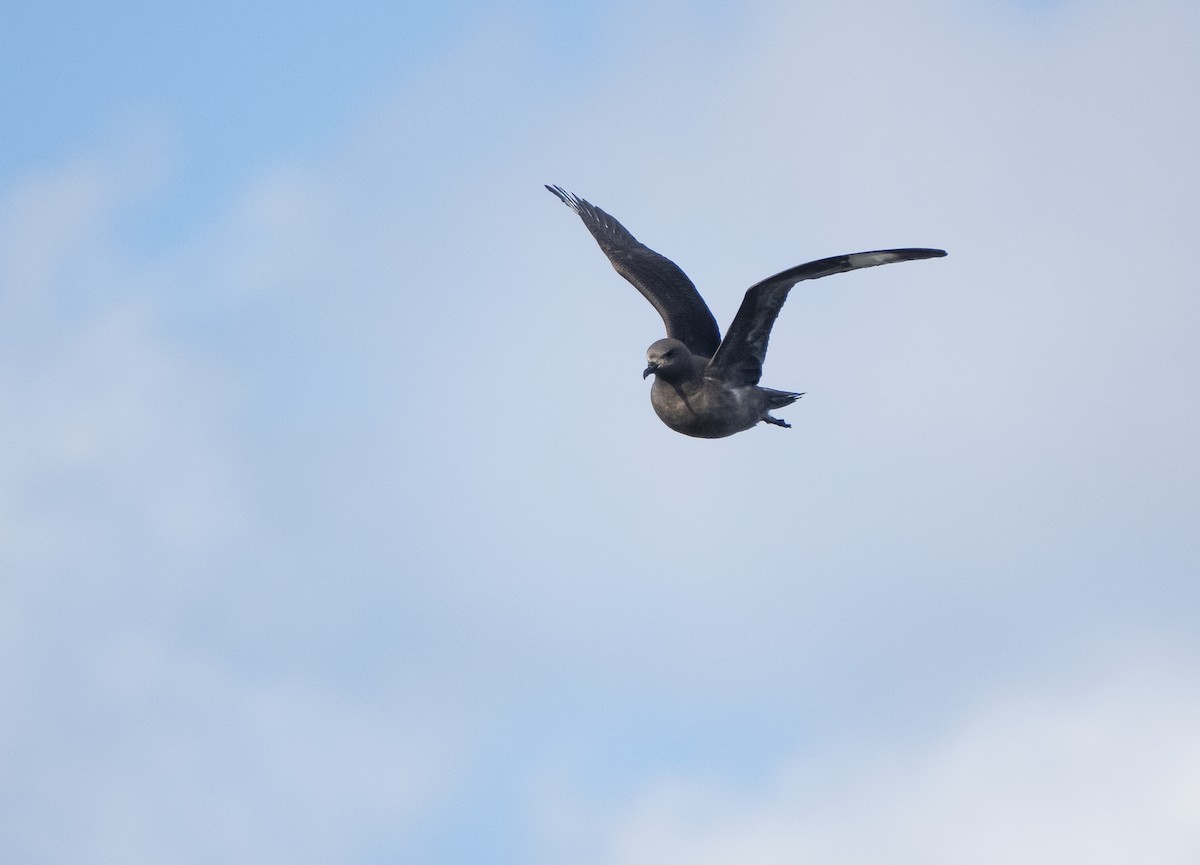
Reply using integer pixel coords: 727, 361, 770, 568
564, 666, 1200, 865
0, 130, 464, 864
5, 632, 465, 864
0, 138, 244, 583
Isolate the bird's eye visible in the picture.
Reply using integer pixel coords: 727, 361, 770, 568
664, 350, 674, 358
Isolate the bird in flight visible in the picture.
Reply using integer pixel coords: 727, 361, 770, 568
547, 185, 946, 438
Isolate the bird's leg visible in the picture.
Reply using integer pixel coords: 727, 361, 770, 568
763, 415, 791, 428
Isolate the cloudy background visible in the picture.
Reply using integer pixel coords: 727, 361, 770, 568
3, 0, 1199, 862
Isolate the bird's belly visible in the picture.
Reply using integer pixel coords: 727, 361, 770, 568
650, 381, 759, 439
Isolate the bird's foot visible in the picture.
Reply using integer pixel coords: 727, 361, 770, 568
763, 415, 791, 429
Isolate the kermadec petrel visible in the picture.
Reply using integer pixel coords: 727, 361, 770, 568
547, 186, 946, 438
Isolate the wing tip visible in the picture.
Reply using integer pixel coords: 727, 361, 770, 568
848, 248, 948, 268
545, 186, 625, 238
545, 183, 581, 211
891, 247, 947, 260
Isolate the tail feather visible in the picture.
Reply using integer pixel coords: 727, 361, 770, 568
762, 387, 803, 410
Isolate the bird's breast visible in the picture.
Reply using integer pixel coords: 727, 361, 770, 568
648, 378, 759, 438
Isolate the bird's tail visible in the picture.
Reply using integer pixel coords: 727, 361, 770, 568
762, 388, 803, 409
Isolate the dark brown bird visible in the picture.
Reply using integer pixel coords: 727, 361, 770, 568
547, 185, 946, 438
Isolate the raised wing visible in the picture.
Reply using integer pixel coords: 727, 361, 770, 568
709, 248, 947, 386
546, 185, 722, 358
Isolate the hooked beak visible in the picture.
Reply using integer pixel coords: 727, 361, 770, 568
642, 362, 659, 380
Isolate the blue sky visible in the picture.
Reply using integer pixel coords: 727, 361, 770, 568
3, 0, 1199, 862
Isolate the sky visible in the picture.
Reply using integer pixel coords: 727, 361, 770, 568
2, 0, 1199, 862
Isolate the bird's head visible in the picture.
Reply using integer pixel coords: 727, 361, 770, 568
643, 338, 695, 383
